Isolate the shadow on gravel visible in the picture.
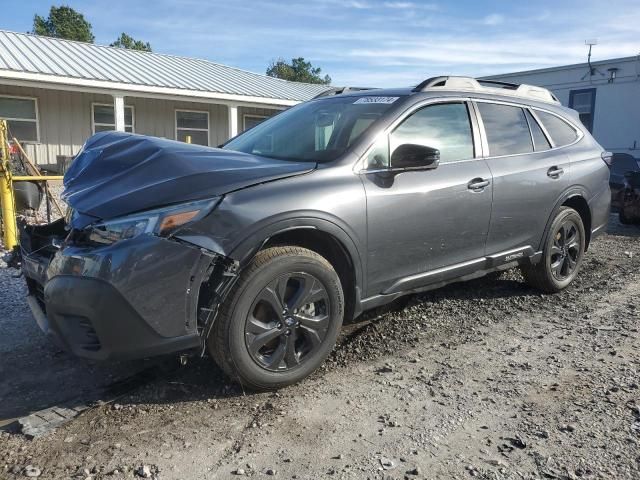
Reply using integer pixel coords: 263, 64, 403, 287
2, 274, 539, 427
0, 347, 169, 432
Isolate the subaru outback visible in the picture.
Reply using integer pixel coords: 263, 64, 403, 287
21, 76, 611, 390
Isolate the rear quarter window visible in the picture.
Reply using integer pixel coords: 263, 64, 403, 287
534, 110, 579, 147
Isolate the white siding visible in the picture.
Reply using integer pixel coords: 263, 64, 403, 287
0, 84, 231, 165
0, 84, 109, 165
484, 57, 640, 155
128, 96, 229, 147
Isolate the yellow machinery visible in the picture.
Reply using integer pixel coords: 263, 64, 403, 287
0, 119, 64, 250
0, 120, 17, 249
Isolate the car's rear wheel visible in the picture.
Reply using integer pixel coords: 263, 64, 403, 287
208, 246, 344, 390
521, 206, 585, 293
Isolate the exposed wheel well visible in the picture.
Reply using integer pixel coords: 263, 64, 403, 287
262, 228, 357, 322
562, 196, 592, 249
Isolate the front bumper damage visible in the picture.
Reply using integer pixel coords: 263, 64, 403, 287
20, 220, 238, 361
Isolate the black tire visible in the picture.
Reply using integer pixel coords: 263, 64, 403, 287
521, 207, 585, 293
208, 246, 344, 390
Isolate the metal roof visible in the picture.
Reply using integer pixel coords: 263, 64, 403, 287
0, 30, 331, 103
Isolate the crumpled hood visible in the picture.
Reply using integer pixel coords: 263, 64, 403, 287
62, 131, 315, 221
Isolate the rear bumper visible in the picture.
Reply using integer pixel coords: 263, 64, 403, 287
590, 182, 611, 241
21, 232, 213, 361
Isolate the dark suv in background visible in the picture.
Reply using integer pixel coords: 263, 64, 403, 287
21, 76, 611, 390
608, 152, 640, 223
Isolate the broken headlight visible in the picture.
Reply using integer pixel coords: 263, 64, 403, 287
84, 198, 219, 245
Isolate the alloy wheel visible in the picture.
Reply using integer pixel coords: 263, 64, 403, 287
244, 272, 330, 371
549, 219, 581, 281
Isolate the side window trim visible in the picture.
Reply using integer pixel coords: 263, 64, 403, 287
522, 109, 536, 150
528, 108, 556, 149
357, 98, 479, 173
524, 108, 553, 151
469, 101, 488, 158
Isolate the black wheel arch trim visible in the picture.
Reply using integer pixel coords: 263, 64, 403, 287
538, 186, 593, 252
227, 214, 366, 303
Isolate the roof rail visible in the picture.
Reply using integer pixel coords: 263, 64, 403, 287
413, 75, 559, 104
312, 86, 373, 99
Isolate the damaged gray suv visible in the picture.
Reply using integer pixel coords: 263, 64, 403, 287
21, 76, 611, 390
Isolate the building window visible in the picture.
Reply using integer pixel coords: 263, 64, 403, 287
92, 103, 134, 133
569, 88, 596, 133
0, 96, 39, 142
243, 114, 268, 131
176, 110, 209, 146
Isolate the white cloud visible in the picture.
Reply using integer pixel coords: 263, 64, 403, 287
482, 14, 505, 26
80, 0, 640, 88
383, 2, 414, 8
344, 0, 372, 8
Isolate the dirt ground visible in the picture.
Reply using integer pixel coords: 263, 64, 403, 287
1, 215, 638, 480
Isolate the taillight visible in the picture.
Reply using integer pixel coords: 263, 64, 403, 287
601, 151, 613, 166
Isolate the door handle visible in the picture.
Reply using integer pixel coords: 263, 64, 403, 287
468, 178, 490, 191
547, 166, 564, 179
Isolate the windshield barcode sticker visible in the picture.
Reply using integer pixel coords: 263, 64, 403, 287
354, 97, 398, 104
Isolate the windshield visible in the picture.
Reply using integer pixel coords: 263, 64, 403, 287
224, 95, 404, 162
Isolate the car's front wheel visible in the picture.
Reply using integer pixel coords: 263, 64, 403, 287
208, 246, 344, 390
521, 206, 585, 293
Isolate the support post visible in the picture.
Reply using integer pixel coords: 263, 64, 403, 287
228, 105, 238, 140
113, 94, 126, 132
0, 120, 18, 250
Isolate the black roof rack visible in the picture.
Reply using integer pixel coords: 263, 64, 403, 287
312, 86, 373, 99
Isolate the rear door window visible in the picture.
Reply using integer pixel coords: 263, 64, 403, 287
525, 110, 551, 151
534, 110, 578, 147
476, 103, 533, 156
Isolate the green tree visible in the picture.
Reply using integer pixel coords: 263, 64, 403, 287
110, 33, 152, 52
266, 57, 331, 85
32, 5, 94, 43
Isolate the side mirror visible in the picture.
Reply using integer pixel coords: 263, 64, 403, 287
391, 144, 440, 170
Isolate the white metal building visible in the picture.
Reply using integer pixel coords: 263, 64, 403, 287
483, 56, 640, 157
0, 30, 330, 166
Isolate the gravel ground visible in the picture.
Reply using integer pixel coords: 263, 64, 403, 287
0, 215, 638, 480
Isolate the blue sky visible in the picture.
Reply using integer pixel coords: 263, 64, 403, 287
4, 1, 640, 87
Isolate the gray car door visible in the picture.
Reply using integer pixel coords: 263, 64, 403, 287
476, 101, 574, 256
360, 101, 493, 297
